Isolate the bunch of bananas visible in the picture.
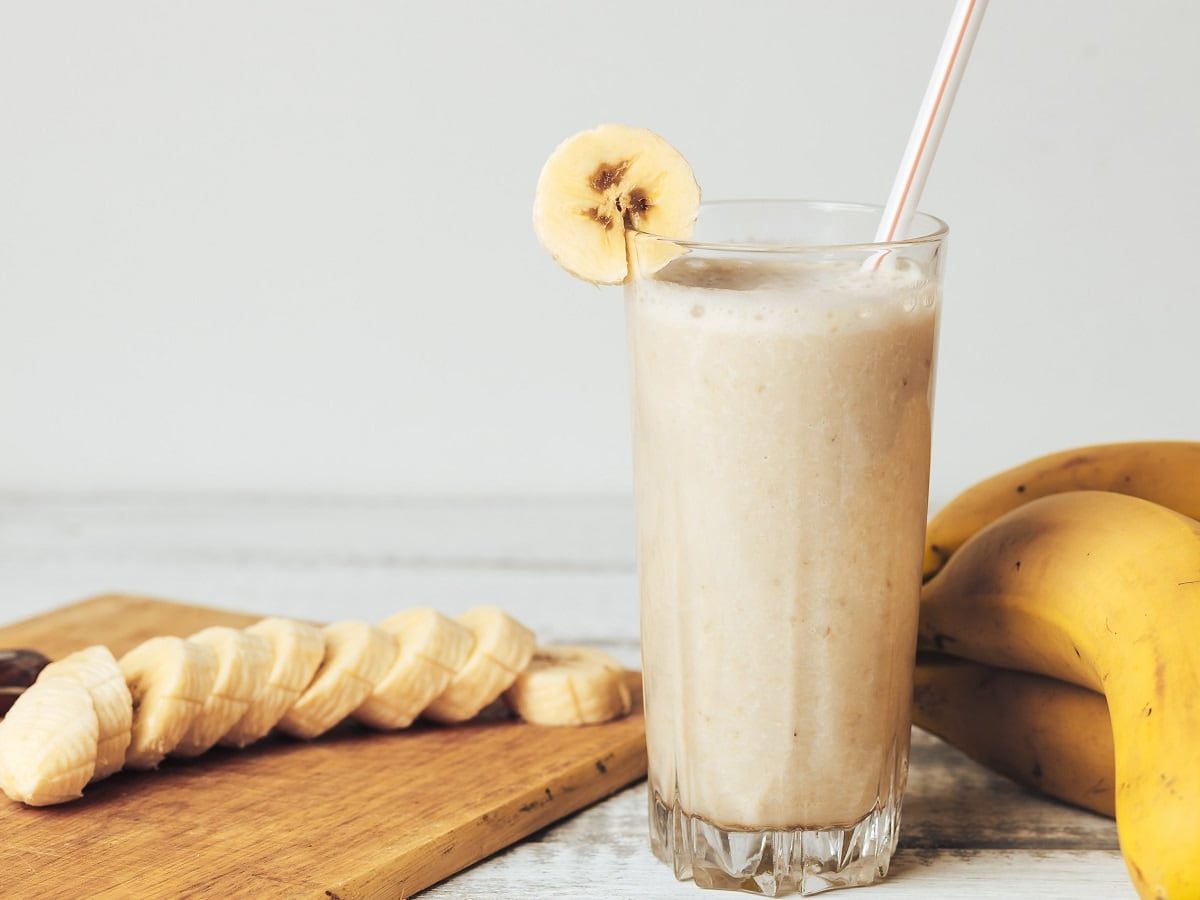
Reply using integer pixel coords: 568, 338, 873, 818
916, 441, 1200, 900
0, 608, 631, 807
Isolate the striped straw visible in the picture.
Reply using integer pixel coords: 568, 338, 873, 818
874, 0, 990, 245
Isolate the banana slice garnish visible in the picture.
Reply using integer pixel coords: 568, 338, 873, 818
533, 124, 700, 284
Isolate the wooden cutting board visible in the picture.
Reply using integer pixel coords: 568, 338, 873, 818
0, 595, 648, 899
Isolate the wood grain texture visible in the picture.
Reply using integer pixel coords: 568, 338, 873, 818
0, 594, 648, 899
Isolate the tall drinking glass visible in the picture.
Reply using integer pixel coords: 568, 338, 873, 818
625, 200, 946, 896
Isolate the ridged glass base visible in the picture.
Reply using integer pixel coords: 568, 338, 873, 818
649, 789, 901, 896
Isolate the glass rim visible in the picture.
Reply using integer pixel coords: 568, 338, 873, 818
631, 198, 949, 254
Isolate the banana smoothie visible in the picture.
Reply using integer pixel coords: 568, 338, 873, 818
627, 248, 940, 890
530, 124, 947, 893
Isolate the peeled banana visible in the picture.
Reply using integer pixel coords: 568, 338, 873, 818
920, 490, 1200, 900
222, 617, 324, 748
355, 608, 474, 730
1, 604, 631, 808
276, 621, 395, 739
424, 607, 535, 724
119, 636, 218, 770
924, 441, 1200, 579
175, 627, 272, 757
505, 646, 631, 727
38, 646, 132, 781
0, 676, 98, 805
913, 653, 1113, 816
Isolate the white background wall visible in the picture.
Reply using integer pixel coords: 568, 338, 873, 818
1, 1, 1196, 503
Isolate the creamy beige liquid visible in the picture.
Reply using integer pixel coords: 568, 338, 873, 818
627, 256, 939, 830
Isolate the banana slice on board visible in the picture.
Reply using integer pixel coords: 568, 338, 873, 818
174, 627, 272, 757
0, 676, 98, 805
276, 621, 395, 740
354, 608, 475, 730
505, 646, 632, 727
532, 124, 700, 284
119, 636, 218, 770
424, 607, 535, 724
221, 618, 325, 748
38, 646, 132, 781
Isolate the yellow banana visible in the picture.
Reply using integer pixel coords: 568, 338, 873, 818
924, 441, 1200, 579
913, 653, 1113, 816
920, 490, 1200, 900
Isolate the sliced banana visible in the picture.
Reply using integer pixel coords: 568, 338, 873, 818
424, 607, 536, 724
354, 608, 475, 730
277, 621, 395, 739
119, 636, 218, 770
505, 645, 631, 726
0, 676, 98, 805
222, 618, 325, 748
532, 123, 700, 284
38, 646, 132, 781
174, 627, 272, 757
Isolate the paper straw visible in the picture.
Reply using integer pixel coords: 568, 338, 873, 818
874, 0, 989, 245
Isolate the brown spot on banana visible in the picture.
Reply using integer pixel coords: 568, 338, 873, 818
621, 188, 651, 229
589, 160, 631, 193
930, 633, 957, 652
583, 208, 614, 230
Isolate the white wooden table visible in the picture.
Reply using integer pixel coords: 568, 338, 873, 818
0, 495, 1133, 898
